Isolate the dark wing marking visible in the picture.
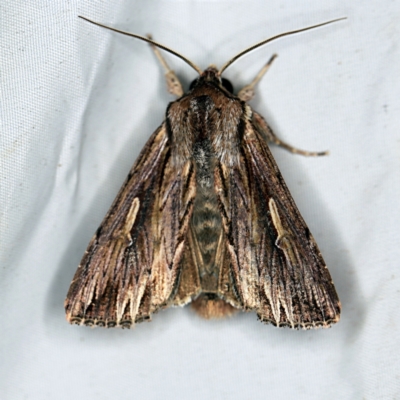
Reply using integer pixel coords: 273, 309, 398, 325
215, 113, 341, 329
65, 124, 196, 327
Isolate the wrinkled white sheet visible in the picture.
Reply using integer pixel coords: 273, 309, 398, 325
1, 1, 399, 399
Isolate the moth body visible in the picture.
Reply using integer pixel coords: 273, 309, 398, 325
65, 18, 343, 329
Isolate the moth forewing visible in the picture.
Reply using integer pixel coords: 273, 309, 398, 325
65, 17, 342, 329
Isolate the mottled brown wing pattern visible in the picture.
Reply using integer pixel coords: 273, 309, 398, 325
215, 111, 341, 329
65, 124, 196, 327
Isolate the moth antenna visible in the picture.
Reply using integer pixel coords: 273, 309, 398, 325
219, 17, 346, 75
78, 16, 202, 75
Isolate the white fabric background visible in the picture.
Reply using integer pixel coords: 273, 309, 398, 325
1, 1, 399, 399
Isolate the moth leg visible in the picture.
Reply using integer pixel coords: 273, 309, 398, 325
238, 54, 278, 102
147, 34, 184, 97
253, 112, 329, 157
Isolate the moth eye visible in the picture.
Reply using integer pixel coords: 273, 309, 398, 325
221, 78, 234, 93
189, 79, 198, 91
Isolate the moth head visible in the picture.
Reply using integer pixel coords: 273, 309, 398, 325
189, 66, 234, 94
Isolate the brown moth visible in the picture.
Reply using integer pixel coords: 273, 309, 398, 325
65, 17, 344, 329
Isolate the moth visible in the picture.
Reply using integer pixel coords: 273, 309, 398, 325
65, 17, 344, 329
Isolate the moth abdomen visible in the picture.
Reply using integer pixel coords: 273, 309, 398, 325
191, 293, 238, 319
191, 136, 223, 291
